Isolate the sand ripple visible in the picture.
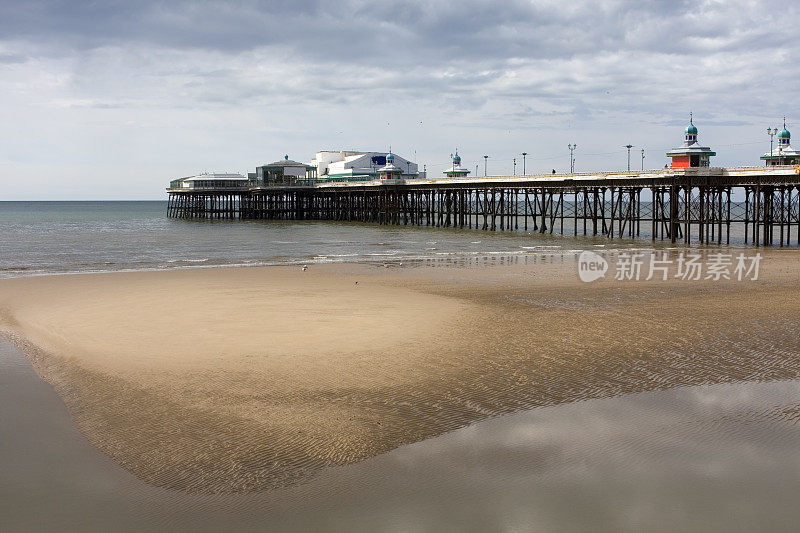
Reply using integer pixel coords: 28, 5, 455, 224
3, 265, 800, 493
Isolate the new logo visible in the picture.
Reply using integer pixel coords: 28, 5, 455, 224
577, 251, 608, 282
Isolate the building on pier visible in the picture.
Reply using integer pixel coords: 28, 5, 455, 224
377, 151, 404, 182
311, 150, 419, 181
667, 115, 716, 168
252, 156, 316, 186
169, 172, 248, 189
443, 151, 470, 178
761, 119, 800, 165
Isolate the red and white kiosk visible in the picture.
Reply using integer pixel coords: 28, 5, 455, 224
378, 151, 404, 183
666, 114, 716, 168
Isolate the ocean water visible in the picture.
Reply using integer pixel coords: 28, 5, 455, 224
0, 201, 653, 278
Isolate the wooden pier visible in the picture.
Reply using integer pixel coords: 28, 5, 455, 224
167, 166, 800, 246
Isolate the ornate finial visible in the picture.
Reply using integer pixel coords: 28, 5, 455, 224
689, 111, 693, 124
784, 116, 787, 128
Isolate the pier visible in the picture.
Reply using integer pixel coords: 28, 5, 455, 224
167, 166, 800, 247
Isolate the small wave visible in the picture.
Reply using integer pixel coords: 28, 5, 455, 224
166, 258, 209, 264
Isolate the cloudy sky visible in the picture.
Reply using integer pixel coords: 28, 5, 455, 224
1, 0, 798, 199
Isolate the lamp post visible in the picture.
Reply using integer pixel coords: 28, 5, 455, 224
624, 144, 633, 171
767, 127, 777, 166
513, 158, 517, 176
484, 155, 488, 177
568, 144, 576, 173
641, 148, 645, 171
521, 152, 528, 175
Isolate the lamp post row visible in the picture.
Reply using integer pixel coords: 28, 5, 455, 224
480, 144, 639, 176
475, 122, 778, 176
462, 117, 788, 176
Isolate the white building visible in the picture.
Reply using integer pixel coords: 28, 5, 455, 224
169, 172, 248, 189
443, 151, 470, 178
311, 150, 419, 181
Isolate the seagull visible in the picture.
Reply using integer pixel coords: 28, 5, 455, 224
301, 265, 308, 271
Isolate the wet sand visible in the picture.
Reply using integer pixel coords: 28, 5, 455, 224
4, 338, 800, 532
1, 251, 800, 497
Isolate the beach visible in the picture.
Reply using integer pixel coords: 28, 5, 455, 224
1, 251, 799, 495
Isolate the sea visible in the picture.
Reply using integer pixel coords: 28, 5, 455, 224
0, 200, 660, 278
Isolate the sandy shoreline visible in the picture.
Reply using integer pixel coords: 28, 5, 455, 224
1, 252, 799, 492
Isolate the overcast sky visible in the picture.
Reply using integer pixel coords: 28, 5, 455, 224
1, 0, 798, 199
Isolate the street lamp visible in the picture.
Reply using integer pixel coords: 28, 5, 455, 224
568, 144, 577, 173
641, 148, 645, 171
484, 155, 488, 177
521, 152, 528, 175
513, 158, 517, 176
624, 144, 634, 171
767, 126, 778, 166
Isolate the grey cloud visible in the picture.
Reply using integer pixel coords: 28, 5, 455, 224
2, 0, 793, 64
0, 52, 26, 63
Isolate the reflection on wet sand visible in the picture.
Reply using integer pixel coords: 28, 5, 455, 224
3, 338, 800, 532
